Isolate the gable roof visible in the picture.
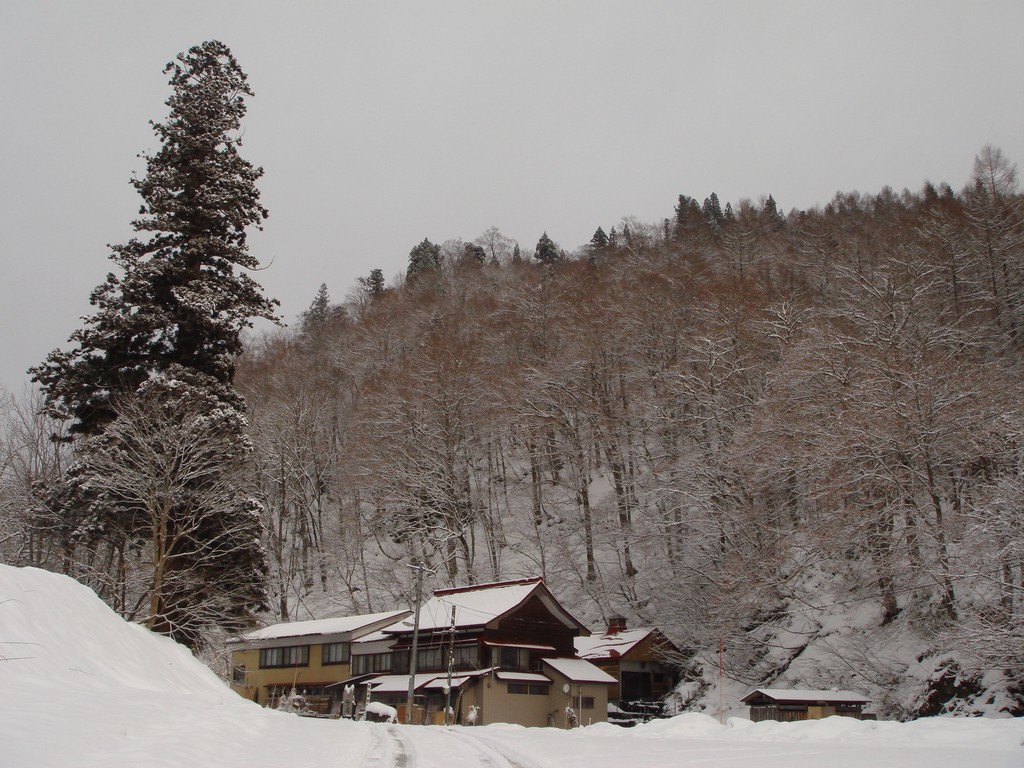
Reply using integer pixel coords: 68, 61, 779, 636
231, 609, 411, 648
741, 688, 870, 705
383, 578, 589, 636
574, 627, 655, 660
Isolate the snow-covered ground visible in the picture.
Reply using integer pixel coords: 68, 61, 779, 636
1, 565, 1021, 768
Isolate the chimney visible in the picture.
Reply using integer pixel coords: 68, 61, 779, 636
607, 614, 627, 635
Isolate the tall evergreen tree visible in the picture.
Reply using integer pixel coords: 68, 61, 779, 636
300, 283, 346, 339
702, 192, 724, 233
406, 238, 442, 281
534, 231, 562, 264
32, 40, 278, 435
365, 268, 386, 295
673, 194, 703, 238
28, 41, 274, 647
762, 194, 785, 229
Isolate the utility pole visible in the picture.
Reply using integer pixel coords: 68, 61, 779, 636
445, 605, 456, 725
719, 636, 724, 725
405, 561, 433, 724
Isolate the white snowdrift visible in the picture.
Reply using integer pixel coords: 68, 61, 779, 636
0, 565, 371, 768
1, 564, 1022, 768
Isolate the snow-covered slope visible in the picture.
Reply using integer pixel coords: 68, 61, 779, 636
675, 562, 1022, 721
1, 564, 1021, 768
0, 565, 372, 768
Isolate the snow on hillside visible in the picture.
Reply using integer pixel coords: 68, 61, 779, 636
679, 561, 1023, 721
1, 564, 1022, 768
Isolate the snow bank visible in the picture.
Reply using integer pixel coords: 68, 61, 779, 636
0, 565, 231, 697
0, 565, 373, 768
622, 711, 1024, 753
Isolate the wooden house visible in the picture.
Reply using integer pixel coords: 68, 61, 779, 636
741, 688, 871, 722
574, 616, 681, 719
349, 577, 617, 727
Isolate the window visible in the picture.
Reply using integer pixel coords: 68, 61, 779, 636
231, 665, 246, 686
454, 643, 478, 669
580, 696, 595, 709
394, 643, 479, 674
259, 645, 309, 669
417, 645, 444, 671
393, 650, 409, 674
499, 647, 529, 671
508, 683, 548, 695
322, 642, 350, 665
352, 652, 392, 675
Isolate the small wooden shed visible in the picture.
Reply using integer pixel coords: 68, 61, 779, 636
741, 688, 871, 722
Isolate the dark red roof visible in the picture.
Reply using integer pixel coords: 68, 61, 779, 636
433, 577, 543, 597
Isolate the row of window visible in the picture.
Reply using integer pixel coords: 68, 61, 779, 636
258, 642, 350, 669
392, 643, 480, 674
505, 683, 594, 709
507, 683, 548, 695
351, 652, 392, 675
259, 645, 309, 669
259, 641, 536, 673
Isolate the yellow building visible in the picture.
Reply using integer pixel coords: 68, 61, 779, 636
227, 609, 410, 713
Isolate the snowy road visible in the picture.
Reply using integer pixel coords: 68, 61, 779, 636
359, 723, 541, 768
351, 717, 1024, 768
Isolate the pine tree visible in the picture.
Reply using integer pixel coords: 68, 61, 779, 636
702, 192, 724, 234
534, 231, 562, 264
28, 41, 274, 647
762, 194, 785, 230
366, 268, 386, 294
673, 194, 703, 239
31, 40, 278, 436
302, 283, 332, 329
590, 227, 609, 250
300, 283, 346, 338
462, 242, 487, 264
406, 238, 442, 281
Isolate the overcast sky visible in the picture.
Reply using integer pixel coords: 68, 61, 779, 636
2, 1, 1023, 394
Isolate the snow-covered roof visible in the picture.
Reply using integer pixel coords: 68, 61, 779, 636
235, 609, 410, 645
383, 578, 587, 635
543, 657, 618, 684
742, 688, 870, 704
574, 628, 654, 660
484, 641, 556, 651
422, 671, 488, 690
367, 670, 491, 693
370, 673, 440, 693
495, 671, 551, 684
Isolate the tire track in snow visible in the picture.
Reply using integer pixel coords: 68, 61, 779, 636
361, 723, 409, 768
431, 728, 507, 768
442, 728, 550, 768
388, 725, 414, 768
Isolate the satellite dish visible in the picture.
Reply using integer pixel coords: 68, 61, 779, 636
562, 683, 570, 694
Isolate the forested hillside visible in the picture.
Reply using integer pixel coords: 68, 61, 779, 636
3, 146, 1022, 719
